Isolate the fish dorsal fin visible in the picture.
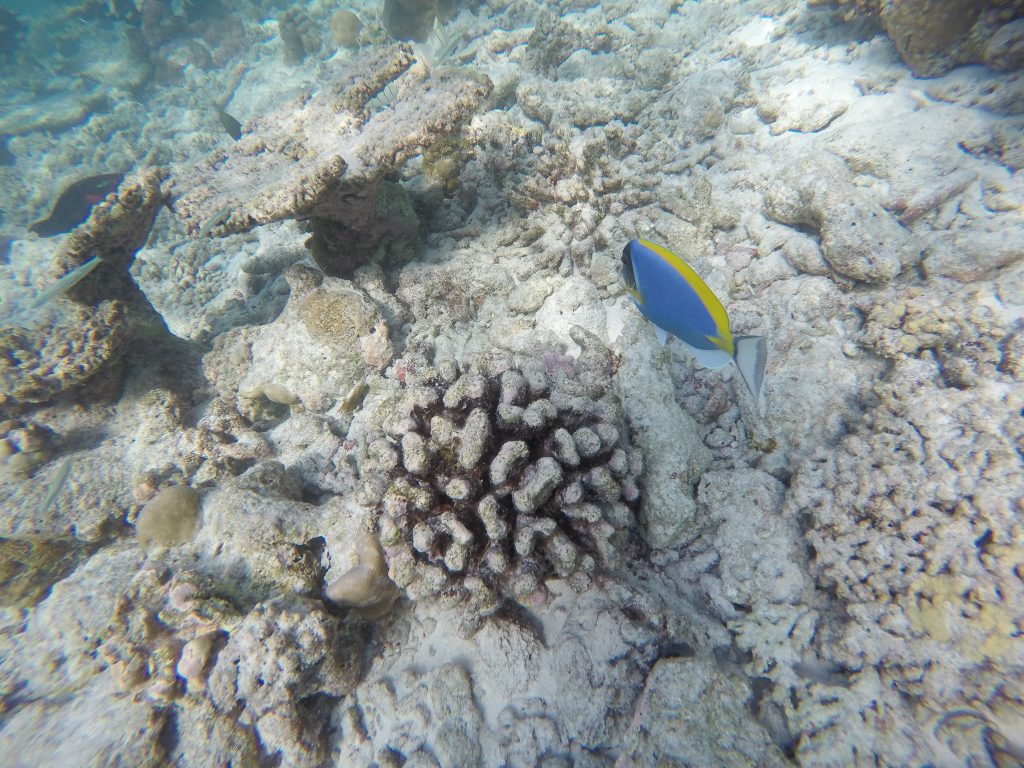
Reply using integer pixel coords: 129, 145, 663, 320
733, 335, 768, 410
653, 324, 668, 346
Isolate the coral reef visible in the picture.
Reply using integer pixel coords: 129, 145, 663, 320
215, 264, 394, 417
170, 44, 492, 277
134, 484, 201, 547
207, 596, 364, 767
363, 328, 642, 609
0, 418, 55, 477
0, 168, 173, 412
278, 7, 320, 65
783, 273, 1024, 760
325, 525, 400, 619
330, 9, 362, 48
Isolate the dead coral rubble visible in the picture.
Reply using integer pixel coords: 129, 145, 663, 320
171, 44, 493, 278
786, 274, 1024, 762
364, 328, 643, 611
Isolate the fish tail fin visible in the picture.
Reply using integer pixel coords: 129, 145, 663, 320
733, 335, 768, 410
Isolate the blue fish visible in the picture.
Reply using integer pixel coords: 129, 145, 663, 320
620, 238, 767, 407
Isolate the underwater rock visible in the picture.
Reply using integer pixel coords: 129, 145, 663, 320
335, 664, 485, 766
619, 657, 789, 767
363, 331, 642, 609
0, 673, 166, 767
764, 152, 910, 283
191, 484, 328, 601
29, 173, 125, 238
168, 699, 261, 766
170, 44, 491, 278
614, 315, 710, 549
135, 484, 201, 547
207, 596, 363, 767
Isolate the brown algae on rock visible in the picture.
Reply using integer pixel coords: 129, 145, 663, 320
135, 485, 201, 547
0, 536, 87, 608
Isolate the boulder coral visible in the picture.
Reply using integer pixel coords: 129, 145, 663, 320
810, 0, 1024, 76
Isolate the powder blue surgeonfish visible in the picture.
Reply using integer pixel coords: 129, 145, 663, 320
620, 238, 768, 407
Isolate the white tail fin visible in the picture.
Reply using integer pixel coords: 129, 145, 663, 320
733, 335, 767, 410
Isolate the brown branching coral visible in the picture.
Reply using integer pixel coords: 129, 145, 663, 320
170, 44, 492, 278
362, 328, 643, 613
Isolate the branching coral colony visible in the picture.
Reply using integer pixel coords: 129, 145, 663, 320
355, 328, 643, 624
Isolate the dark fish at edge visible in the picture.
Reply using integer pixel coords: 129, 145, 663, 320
0, 135, 13, 166
218, 110, 242, 141
29, 173, 125, 238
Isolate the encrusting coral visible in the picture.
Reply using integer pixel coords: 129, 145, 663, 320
361, 327, 643, 612
170, 44, 493, 278
134, 484, 201, 547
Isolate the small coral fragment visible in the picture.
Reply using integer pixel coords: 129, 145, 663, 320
135, 484, 201, 547
331, 9, 362, 47
325, 527, 400, 619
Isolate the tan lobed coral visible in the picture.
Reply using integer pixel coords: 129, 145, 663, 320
170, 44, 492, 278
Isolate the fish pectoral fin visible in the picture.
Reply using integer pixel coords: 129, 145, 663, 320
733, 335, 768, 410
